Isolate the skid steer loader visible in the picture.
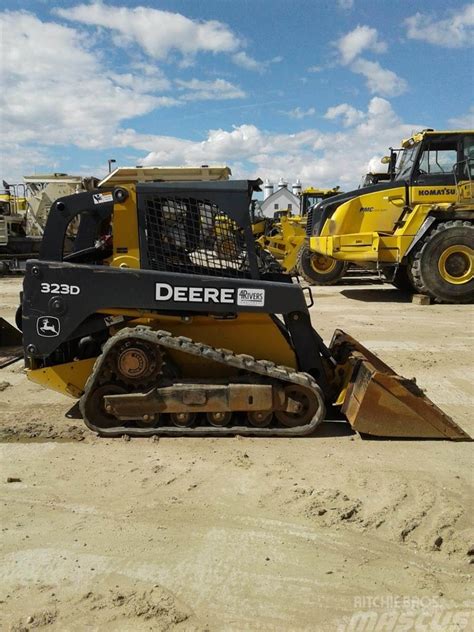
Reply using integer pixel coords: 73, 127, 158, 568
307, 130, 474, 302
14, 180, 469, 439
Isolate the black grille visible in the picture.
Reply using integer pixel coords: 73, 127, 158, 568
143, 195, 251, 278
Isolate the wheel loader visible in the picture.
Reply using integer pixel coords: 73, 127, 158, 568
9, 178, 469, 440
307, 130, 474, 303
257, 187, 348, 284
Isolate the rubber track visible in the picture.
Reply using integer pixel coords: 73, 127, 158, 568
79, 326, 326, 437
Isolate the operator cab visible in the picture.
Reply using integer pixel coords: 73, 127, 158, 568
300, 188, 340, 216
396, 130, 474, 187
309, 130, 474, 237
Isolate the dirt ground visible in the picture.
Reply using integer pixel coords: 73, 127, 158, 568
0, 276, 473, 631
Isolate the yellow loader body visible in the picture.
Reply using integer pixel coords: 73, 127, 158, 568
310, 190, 455, 263
257, 214, 306, 271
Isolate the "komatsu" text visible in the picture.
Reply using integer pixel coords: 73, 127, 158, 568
418, 188, 456, 196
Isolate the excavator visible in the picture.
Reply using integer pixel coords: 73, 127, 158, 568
307, 129, 474, 302
5, 178, 468, 440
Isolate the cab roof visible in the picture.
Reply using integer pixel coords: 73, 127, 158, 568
302, 186, 340, 196
401, 129, 474, 148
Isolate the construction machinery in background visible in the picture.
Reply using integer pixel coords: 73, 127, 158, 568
359, 148, 398, 187
0, 167, 231, 273
11, 178, 469, 440
257, 186, 347, 284
23, 174, 99, 237
0, 174, 99, 272
0, 183, 30, 272
307, 130, 474, 303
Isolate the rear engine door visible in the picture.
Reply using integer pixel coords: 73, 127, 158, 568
333, 182, 407, 235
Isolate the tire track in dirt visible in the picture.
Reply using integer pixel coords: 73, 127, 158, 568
266, 474, 472, 564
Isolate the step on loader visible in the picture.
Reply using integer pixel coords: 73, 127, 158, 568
12, 180, 469, 439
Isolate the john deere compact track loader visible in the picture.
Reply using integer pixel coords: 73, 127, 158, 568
16, 180, 468, 439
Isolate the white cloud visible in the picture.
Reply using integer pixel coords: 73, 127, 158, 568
54, 3, 240, 60
449, 106, 474, 128
0, 10, 167, 152
137, 98, 422, 190
0, 9, 247, 180
108, 71, 172, 93
232, 51, 283, 73
405, 4, 474, 48
232, 51, 261, 72
1, 144, 54, 182
337, 25, 387, 65
0, 9, 421, 191
175, 78, 246, 101
334, 25, 407, 97
351, 58, 407, 97
324, 103, 364, 127
282, 107, 316, 120
337, 0, 354, 9
307, 65, 324, 73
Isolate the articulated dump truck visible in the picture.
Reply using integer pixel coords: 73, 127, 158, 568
3, 179, 470, 439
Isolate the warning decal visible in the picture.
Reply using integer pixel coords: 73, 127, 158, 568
92, 193, 113, 205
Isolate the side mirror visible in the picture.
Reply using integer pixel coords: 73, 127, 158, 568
381, 156, 391, 164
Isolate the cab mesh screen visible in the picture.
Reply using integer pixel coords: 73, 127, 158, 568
143, 195, 251, 278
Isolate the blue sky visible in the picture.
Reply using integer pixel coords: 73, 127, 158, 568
1, 0, 473, 187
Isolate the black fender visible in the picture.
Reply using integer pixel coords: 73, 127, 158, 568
403, 209, 474, 260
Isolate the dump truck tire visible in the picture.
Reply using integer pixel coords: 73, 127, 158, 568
296, 246, 347, 285
409, 220, 474, 303
385, 266, 414, 292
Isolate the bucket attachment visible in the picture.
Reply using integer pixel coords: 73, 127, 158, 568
329, 330, 470, 440
0, 317, 23, 368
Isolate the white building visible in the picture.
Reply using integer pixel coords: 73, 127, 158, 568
260, 178, 301, 217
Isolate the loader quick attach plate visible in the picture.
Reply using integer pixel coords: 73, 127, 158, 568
329, 330, 471, 440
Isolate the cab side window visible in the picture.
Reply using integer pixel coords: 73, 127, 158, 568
463, 136, 474, 179
413, 140, 458, 186
418, 148, 457, 174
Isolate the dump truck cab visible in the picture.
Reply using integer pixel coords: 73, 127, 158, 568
308, 130, 474, 302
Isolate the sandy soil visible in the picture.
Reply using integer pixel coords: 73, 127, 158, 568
0, 276, 473, 631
